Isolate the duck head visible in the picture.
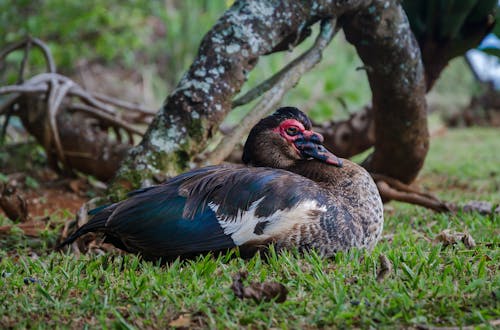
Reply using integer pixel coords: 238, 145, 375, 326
242, 107, 343, 169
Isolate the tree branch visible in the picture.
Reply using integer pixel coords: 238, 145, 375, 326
204, 19, 338, 165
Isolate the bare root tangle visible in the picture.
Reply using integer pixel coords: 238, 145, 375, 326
0, 38, 155, 181
47, 78, 74, 165
202, 19, 339, 165
0, 36, 56, 74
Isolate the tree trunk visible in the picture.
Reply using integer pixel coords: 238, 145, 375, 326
319, 0, 496, 164
342, 0, 428, 183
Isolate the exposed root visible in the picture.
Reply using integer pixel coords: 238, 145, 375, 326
373, 173, 454, 212
0, 38, 155, 180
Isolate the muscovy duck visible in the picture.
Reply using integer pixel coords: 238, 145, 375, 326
60, 107, 383, 260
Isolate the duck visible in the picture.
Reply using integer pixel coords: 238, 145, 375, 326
60, 107, 383, 260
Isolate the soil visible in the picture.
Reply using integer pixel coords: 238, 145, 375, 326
0, 143, 96, 222
0, 165, 97, 239
20, 187, 87, 219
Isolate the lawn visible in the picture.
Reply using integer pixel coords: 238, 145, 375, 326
0, 127, 498, 329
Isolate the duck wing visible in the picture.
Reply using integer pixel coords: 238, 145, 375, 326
63, 165, 325, 259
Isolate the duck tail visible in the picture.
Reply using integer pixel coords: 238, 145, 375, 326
57, 207, 113, 249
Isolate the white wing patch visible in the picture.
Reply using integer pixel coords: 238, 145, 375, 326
208, 198, 326, 246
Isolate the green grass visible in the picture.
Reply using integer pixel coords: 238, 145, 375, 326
2, 3, 497, 328
421, 128, 500, 202
0, 127, 499, 329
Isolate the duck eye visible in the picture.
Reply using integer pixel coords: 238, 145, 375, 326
286, 126, 299, 136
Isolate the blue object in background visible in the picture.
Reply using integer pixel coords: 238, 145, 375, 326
466, 33, 500, 89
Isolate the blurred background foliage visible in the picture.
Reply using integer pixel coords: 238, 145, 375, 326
0, 0, 483, 123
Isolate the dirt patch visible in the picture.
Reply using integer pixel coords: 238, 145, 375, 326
20, 188, 87, 219
0, 167, 92, 222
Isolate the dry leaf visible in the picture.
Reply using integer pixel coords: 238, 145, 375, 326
68, 179, 85, 195
434, 229, 476, 248
462, 201, 493, 215
231, 271, 288, 303
169, 314, 191, 328
377, 253, 392, 282
434, 229, 457, 246
461, 232, 476, 248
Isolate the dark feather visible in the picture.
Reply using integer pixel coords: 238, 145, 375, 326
62, 165, 322, 259
178, 165, 320, 219
58, 204, 116, 247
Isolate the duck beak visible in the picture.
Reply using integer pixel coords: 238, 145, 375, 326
294, 131, 343, 167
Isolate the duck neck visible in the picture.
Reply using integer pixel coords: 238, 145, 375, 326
285, 160, 345, 185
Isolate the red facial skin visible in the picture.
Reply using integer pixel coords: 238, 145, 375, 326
273, 119, 342, 167
273, 119, 323, 153
273, 119, 304, 155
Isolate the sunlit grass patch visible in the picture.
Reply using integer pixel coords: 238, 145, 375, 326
1, 128, 498, 329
